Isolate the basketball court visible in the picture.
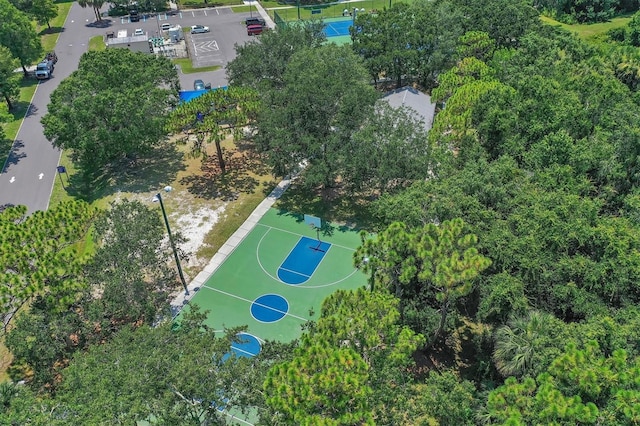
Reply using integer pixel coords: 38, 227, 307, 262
177, 208, 367, 354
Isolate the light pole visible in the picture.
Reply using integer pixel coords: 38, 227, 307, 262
154, 192, 189, 296
154, 8, 161, 35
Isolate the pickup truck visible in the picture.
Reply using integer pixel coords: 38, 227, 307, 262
35, 52, 57, 80
245, 17, 266, 27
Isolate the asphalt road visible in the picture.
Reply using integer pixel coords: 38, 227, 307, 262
0, 3, 101, 213
0, 4, 255, 213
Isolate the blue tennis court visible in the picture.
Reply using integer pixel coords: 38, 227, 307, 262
277, 236, 331, 285
324, 19, 352, 37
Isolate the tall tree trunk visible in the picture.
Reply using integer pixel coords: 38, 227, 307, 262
22, 64, 29, 78
214, 140, 225, 173
425, 298, 450, 350
4, 93, 13, 110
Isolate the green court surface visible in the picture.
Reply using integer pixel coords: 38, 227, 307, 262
179, 208, 368, 343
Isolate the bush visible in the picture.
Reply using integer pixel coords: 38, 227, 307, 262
108, 6, 128, 16
608, 26, 626, 42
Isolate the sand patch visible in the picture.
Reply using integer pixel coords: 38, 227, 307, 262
172, 205, 227, 268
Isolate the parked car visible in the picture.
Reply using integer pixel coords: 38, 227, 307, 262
247, 24, 264, 36
245, 17, 266, 27
161, 23, 171, 31
194, 79, 206, 91
191, 25, 210, 34
129, 9, 140, 22
134, 28, 144, 36
34, 52, 57, 80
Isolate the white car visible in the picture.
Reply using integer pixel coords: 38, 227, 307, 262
161, 23, 171, 31
191, 25, 209, 34
133, 28, 144, 36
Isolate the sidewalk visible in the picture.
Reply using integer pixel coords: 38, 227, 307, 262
170, 176, 293, 314
244, 0, 276, 29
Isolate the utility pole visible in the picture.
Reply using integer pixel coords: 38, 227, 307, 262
155, 193, 189, 295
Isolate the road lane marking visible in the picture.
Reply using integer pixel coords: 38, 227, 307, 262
9, 176, 15, 183
38, 173, 44, 180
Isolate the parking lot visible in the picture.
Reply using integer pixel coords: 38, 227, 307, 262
190, 32, 222, 67
119, 7, 235, 25
114, 7, 259, 88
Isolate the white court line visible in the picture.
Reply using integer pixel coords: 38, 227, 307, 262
278, 266, 311, 279
231, 346, 259, 357
255, 222, 357, 251
222, 411, 254, 425
201, 286, 308, 322
255, 227, 361, 289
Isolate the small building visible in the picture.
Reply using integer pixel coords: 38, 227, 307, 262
106, 29, 151, 54
381, 86, 436, 131
167, 25, 184, 43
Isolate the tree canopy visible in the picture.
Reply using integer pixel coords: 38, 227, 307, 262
166, 85, 259, 172
0, 0, 42, 75
5, 199, 185, 389
226, 20, 326, 91
41, 49, 179, 176
10, 1, 640, 424
252, 44, 378, 187
0, 201, 95, 334
0, 46, 21, 110
30, 0, 57, 29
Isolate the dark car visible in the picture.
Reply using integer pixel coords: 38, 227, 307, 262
193, 79, 206, 91
130, 9, 140, 22
245, 17, 266, 27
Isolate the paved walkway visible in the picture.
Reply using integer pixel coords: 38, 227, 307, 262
170, 176, 292, 314
244, 0, 276, 28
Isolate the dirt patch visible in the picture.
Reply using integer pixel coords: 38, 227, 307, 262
172, 205, 226, 268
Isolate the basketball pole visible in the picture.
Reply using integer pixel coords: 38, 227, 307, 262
315, 226, 322, 251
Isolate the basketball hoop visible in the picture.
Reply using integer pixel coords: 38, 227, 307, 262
304, 214, 323, 251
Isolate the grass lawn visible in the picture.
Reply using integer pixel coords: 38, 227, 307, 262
88, 35, 106, 52
230, 5, 253, 13
0, 343, 12, 383
39, 2, 73, 53
540, 15, 632, 40
172, 58, 221, 74
0, 79, 39, 166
